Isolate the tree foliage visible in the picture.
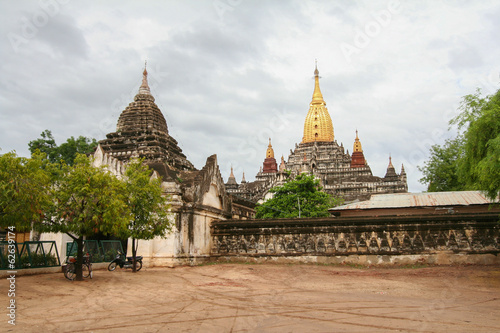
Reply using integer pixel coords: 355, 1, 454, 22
29, 130, 98, 165
1, 149, 173, 278
255, 174, 343, 219
123, 159, 172, 272
0, 151, 54, 229
452, 88, 500, 200
41, 154, 130, 280
419, 88, 500, 200
418, 137, 464, 192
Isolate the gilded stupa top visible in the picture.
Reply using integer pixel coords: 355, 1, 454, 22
266, 138, 275, 159
311, 62, 325, 105
302, 63, 334, 143
353, 130, 363, 152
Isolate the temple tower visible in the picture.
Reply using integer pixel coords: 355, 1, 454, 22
350, 130, 366, 168
279, 156, 286, 172
302, 64, 334, 143
262, 138, 278, 173
283, 63, 408, 202
225, 166, 239, 190
99, 66, 195, 172
384, 156, 399, 181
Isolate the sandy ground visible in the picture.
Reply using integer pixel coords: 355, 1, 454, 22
1, 263, 500, 332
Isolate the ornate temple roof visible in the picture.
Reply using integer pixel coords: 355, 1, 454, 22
302, 63, 334, 143
226, 166, 238, 186
384, 156, 398, 180
99, 66, 195, 173
116, 67, 168, 135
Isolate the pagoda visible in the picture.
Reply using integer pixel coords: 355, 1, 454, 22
98, 65, 195, 174
222, 63, 408, 203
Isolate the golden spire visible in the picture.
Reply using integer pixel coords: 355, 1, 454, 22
302, 62, 334, 143
353, 129, 363, 152
230, 165, 235, 178
311, 60, 325, 105
266, 138, 275, 159
139, 60, 151, 95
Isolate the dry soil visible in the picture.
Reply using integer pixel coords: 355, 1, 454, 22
1, 263, 500, 332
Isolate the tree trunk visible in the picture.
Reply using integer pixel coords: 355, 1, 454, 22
131, 238, 137, 273
75, 237, 84, 281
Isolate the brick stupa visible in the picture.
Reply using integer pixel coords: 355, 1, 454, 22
99, 66, 195, 174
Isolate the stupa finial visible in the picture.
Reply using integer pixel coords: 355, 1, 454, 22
139, 61, 151, 95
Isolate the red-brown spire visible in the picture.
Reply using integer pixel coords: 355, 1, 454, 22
262, 139, 277, 173
350, 130, 366, 168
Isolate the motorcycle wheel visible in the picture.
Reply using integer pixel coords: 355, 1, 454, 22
108, 262, 118, 271
134, 260, 142, 272
65, 263, 75, 281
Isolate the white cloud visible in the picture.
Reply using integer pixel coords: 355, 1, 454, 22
1, 0, 499, 193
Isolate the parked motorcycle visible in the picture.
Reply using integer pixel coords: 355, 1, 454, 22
108, 250, 143, 271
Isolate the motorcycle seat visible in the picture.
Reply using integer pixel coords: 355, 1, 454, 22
127, 256, 143, 261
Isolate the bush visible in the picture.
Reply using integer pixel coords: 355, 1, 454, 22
19, 253, 58, 268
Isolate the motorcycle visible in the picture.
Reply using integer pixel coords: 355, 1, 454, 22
108, 250, 143, 271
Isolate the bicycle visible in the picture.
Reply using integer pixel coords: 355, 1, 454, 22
64, 253, 93, 281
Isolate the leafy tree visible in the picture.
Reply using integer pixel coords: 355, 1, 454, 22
40, 154, 129, 281
418, 137, 464, 192
0, 151, 55, 229
29, 130, 98, 165
255, 174, 343, 219
123, 159, 172, 272
419, 88, 500, 200
28, 130, 59, 163
451, 88, 500, 200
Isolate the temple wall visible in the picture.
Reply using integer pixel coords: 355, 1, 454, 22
210, 213, 500, 265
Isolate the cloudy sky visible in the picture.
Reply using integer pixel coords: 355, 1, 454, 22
1, 0, 499, 192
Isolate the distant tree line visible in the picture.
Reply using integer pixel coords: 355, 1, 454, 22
28, 129, 98, 165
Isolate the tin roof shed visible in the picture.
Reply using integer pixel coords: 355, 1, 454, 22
330, 191, 499, 217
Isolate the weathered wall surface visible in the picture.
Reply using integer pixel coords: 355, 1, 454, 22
211, 213, 500, 265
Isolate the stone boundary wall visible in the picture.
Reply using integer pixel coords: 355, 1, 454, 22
210, 213, 500, 265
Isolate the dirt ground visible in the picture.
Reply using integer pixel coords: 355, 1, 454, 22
1, 263, 500, 332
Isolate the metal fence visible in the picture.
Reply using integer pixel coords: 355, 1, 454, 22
0, 241, 61, 270
66, 240, 123, 263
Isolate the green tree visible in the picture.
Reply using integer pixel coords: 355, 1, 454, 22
40, 154, 129, 280
451, 88, 500, 200
123, 159, 172, 272
419, 88, 500, 200
28, 130, 59, 163
255, 174, 343, 219
0, 151, 55, 229
29, 130, 98, 165
418, 137, 464, 192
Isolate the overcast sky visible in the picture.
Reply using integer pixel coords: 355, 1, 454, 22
1, 0, 499, 193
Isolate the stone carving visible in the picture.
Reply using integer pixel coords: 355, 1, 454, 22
211, 214, 500, 257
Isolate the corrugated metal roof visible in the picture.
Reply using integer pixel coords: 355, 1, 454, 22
331, 191, 495, 211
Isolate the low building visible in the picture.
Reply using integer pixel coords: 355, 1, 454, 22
329, 191, 500, 217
